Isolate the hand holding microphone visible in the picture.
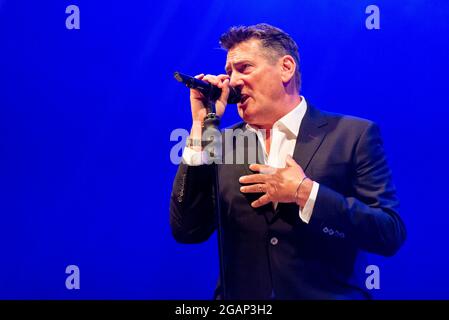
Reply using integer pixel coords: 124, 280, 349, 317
174, 71, 241, 122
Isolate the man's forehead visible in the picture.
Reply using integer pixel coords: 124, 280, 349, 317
225, 39, 262, 67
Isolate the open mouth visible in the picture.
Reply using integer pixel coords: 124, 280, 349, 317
240, 94, 250, 105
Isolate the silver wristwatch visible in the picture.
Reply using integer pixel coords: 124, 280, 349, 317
186, 138, 202, 148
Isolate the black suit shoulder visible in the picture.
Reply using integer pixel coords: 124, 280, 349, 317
319, 108, 376, 131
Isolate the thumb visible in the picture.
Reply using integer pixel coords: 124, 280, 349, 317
286, 155, 299, 168
215, 78, 230, 117
219, 78, 230, 103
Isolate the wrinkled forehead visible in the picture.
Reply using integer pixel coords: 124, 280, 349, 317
225, 39, 276, 70
225, 40, 262, 64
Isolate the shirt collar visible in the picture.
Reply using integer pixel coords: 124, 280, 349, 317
246, 96, 308, 138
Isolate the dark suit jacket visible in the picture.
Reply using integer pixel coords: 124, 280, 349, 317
170, 104, 406, 300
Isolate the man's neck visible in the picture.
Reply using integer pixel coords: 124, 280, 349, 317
257, 94, 302, 130
259, 94, 302, 156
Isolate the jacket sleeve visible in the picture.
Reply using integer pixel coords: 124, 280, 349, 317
169, 163, 217, 243
310, 122, 406, 256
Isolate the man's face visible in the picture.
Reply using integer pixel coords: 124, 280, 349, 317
225, 39, 284, 127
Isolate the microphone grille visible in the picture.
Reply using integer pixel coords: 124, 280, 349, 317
173, 72, 183, 83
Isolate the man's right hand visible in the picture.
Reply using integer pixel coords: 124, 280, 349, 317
188, 74, 230, 150
190, 74, 230, 123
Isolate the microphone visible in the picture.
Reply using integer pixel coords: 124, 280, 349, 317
174, 71, 242, 104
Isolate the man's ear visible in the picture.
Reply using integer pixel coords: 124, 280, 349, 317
279, 55, 296, 84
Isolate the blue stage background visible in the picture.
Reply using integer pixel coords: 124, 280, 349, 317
1, 0, 448, 299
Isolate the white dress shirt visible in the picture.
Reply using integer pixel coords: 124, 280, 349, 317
182, 97, 319, 223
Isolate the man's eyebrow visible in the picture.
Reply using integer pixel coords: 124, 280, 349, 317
225, 60, 250, 74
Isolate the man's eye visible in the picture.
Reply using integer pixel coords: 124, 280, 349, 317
241, 64, 251, 72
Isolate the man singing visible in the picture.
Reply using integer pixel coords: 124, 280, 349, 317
170, 23, 406, 299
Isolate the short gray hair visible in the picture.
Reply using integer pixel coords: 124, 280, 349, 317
219, 23, 301, 91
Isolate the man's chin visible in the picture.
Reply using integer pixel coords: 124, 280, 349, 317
238, 107, 257, 124
241, 112, 253, 123
244, 115, 262, 128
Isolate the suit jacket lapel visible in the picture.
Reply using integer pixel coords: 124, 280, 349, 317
292, 103, 328, 173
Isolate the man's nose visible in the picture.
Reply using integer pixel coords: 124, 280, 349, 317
229, 74, 243, 88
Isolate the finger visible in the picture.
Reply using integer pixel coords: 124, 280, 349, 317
219, 78, 230, 101
249, 163, 276, 174
217, 77, 229, 88
191, 74, 206, 98
240, 184, 265, 194
251, 194, 271, 208
239, 174, 267, 184
285, 155, 299, 168
202, 74, 220, 86
216, 74, 230, 81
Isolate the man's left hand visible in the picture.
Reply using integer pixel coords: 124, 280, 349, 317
239, 155, 313, 208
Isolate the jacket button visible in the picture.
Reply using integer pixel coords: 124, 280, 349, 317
270, 237, 279, 246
